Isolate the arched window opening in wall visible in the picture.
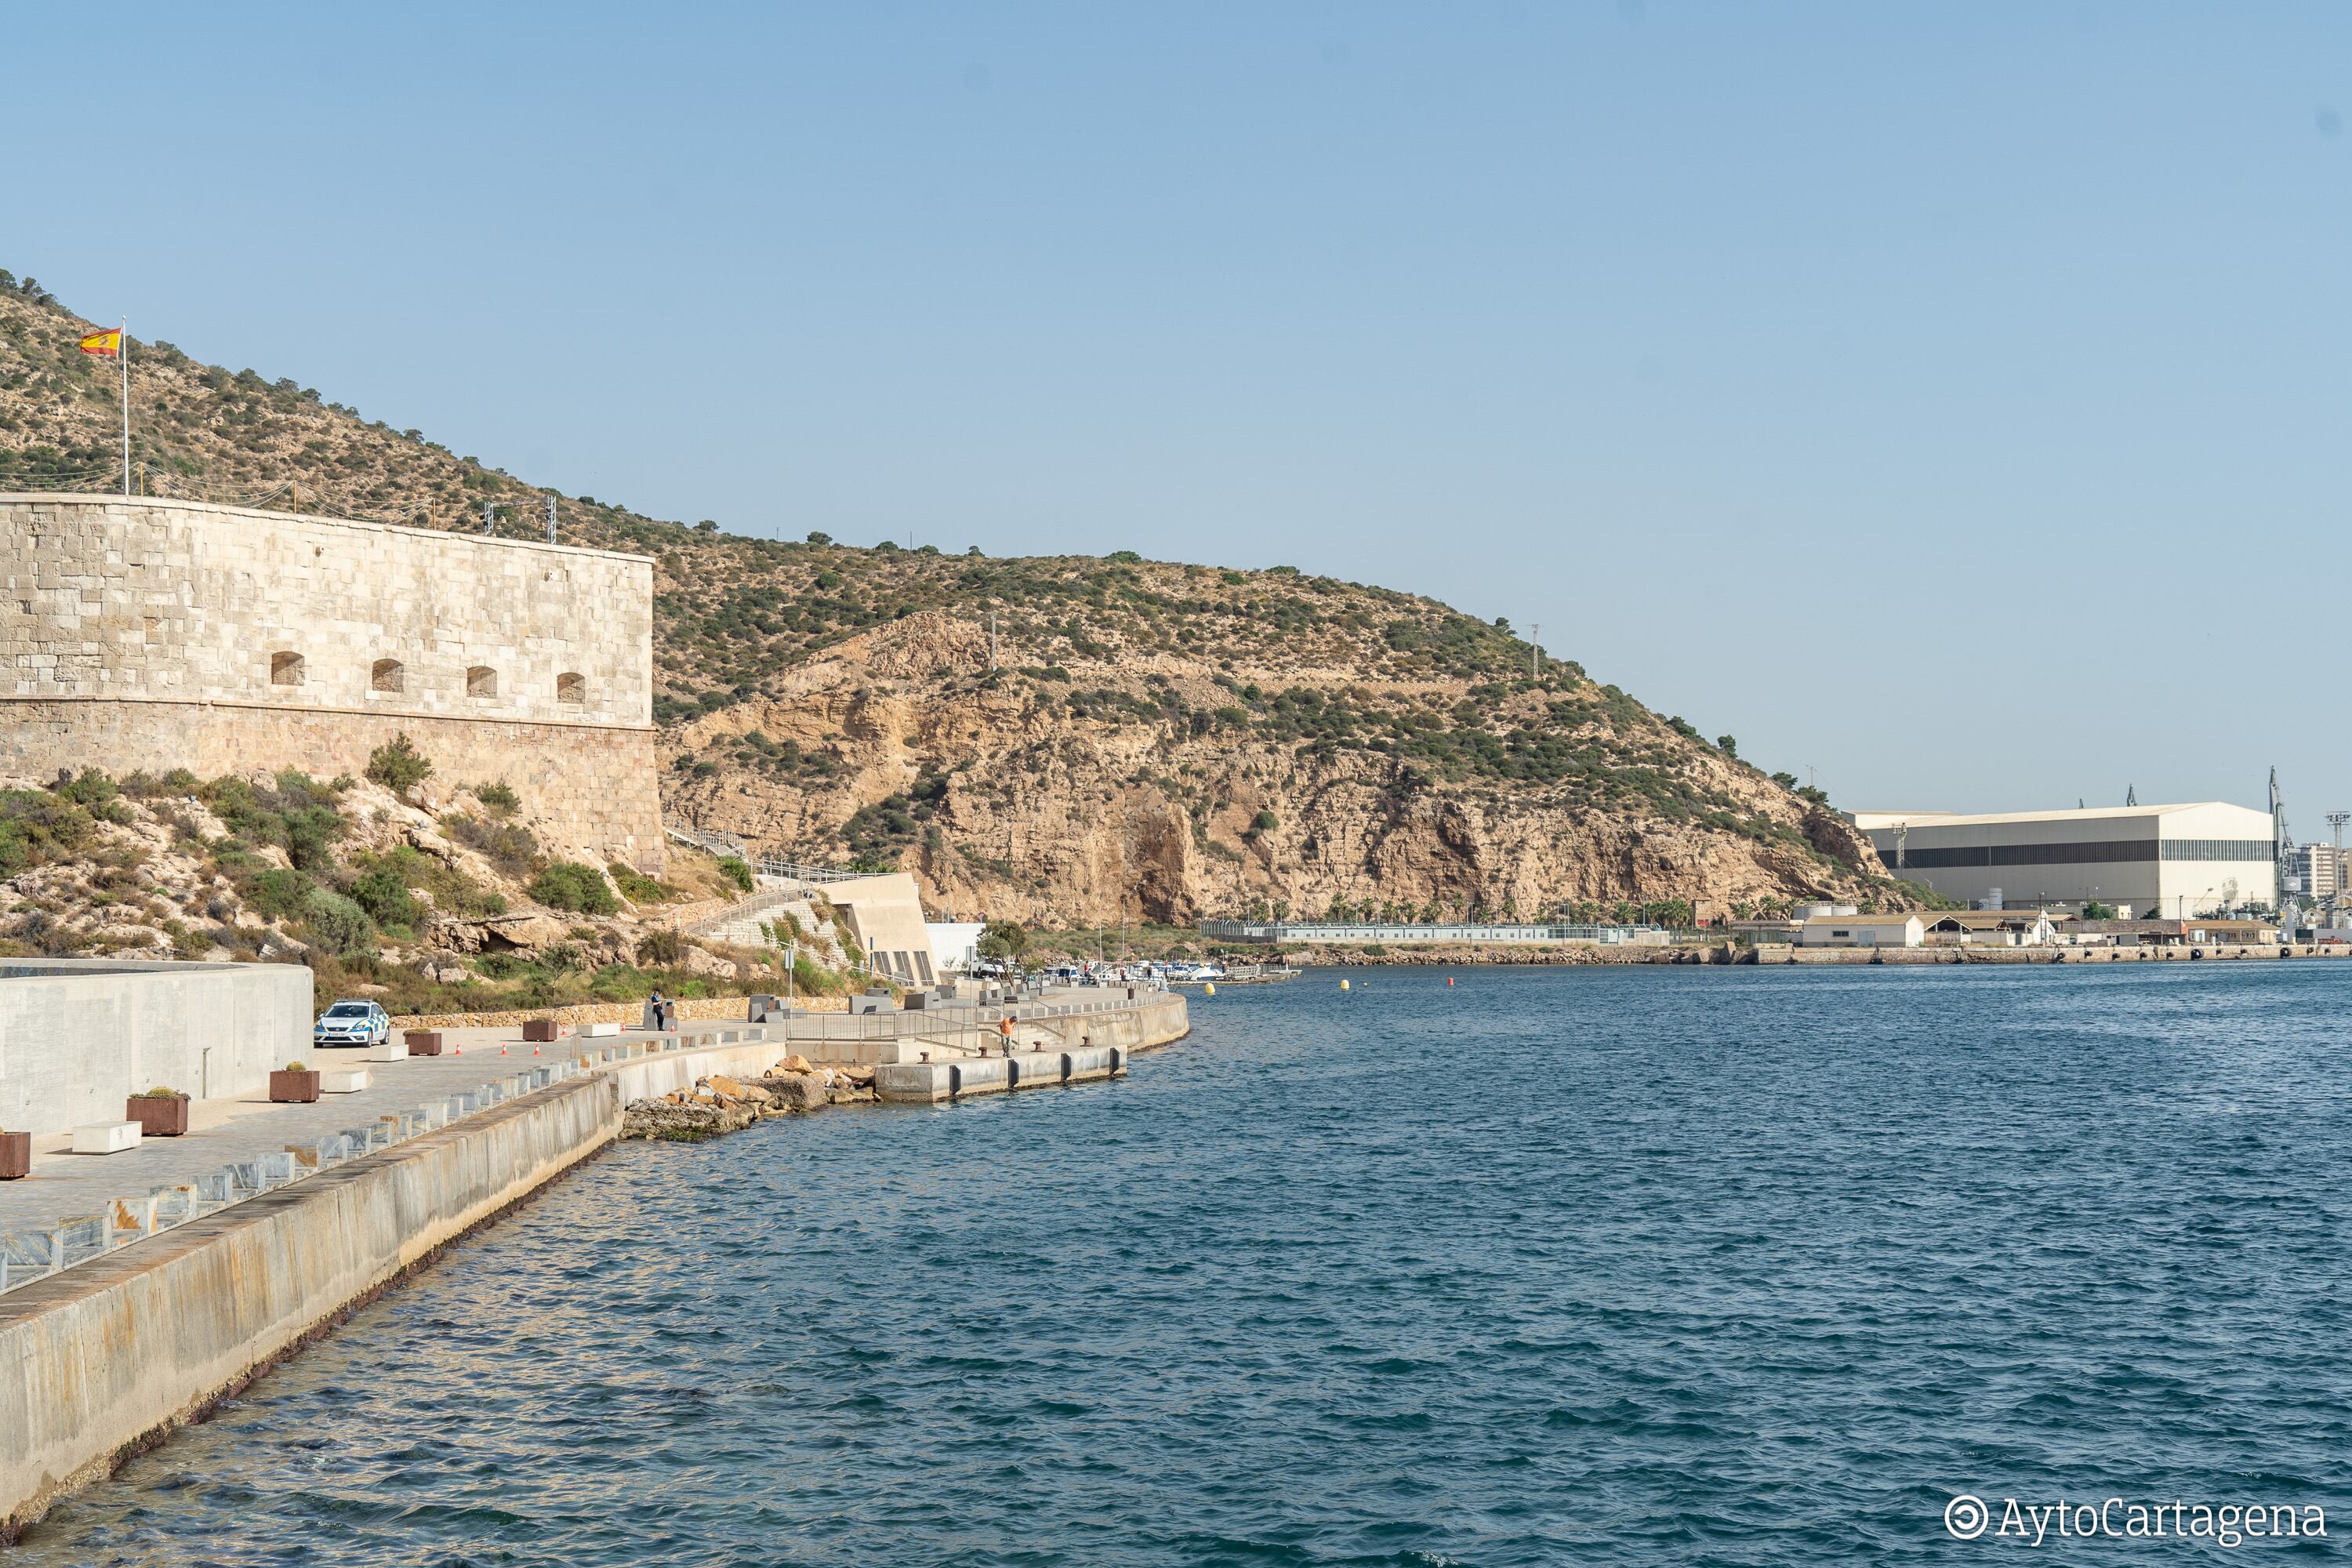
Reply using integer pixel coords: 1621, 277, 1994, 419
370, 659, 405, 694
270, 652, 304, 687
467, 665, 498, 699
557, 672, 586, 704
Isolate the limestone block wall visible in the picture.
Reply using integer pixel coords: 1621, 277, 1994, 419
0, 496, 662, 870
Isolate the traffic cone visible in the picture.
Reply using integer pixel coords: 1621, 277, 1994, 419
501, 1046, 509, 1056
533, 1044, 541, 1056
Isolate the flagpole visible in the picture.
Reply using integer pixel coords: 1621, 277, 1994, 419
118, 318, 129, 497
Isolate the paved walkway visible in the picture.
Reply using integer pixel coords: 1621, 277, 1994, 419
0, 982, 1152, 1242
0, 1018, 757, 1236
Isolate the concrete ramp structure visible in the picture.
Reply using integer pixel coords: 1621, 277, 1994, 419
823, 872, 938, 985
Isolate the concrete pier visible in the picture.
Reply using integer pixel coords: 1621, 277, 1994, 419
872, 992, 1188, 1102
876, 1043, 1128, 1103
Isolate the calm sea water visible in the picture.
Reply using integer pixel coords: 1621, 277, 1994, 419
16, 964, 2352, 1565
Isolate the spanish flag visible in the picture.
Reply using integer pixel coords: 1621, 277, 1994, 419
78, 328, 122, 357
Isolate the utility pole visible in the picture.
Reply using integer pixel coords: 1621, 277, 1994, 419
1894, 822, 1907, 873
546, 495, 557, 546
118, 318, 130, 497
988, 610, 998, 673
1530, 622, 1542, 680
481, 501, 498, 535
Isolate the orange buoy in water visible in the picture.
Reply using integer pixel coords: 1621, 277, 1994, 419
1447, 976, 1455, 985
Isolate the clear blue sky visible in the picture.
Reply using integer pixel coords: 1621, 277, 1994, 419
9, 4, 2350, 821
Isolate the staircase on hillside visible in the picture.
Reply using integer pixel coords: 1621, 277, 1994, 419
688, 888, 833, 953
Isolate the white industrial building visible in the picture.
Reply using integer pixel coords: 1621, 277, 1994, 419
1849, 803, 2276, 917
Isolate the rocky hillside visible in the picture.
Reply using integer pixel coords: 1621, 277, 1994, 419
0, 270, 1914, 925
0, 760, 860, 1012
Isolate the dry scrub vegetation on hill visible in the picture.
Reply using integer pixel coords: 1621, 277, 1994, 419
0, 270, 1922, 932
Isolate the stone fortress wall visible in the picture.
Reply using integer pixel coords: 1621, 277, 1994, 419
0, 495, 664, 871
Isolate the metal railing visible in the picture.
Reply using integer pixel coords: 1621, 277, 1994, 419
662, 821, 869, 885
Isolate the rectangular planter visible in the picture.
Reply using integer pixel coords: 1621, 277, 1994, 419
521, 1018, 560, 1043
126, 1094, 191, 1137
0, 1130, 29, 1180
269, 1069, 321, 1104
404, 1030, 445, 1056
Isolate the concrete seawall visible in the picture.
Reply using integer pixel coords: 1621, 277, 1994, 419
0, 989, 1188, 1534
873, 992, 1189, 1103
0, 1073, 622, 1538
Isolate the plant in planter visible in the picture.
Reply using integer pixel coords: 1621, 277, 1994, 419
126, 1085, 191, 1137
0, 1125, 28, 1181
270, 1060, 322, 1104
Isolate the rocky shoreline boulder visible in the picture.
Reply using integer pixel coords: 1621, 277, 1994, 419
619, 1058, 877, 1141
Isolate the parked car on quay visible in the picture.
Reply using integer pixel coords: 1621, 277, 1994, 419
314, 999, 391, 1048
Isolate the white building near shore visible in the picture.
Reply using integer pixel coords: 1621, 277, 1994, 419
1850, 803, 2276, 917
1798, 913, 1925, 947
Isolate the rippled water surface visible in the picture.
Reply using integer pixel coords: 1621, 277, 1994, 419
17, 964, 2352, 1564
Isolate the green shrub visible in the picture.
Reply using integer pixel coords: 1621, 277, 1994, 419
0, 789, 96, 878
247, 867, 316, 920
349, 861, 420, 927
790, 951, 841, 995
444, 814, 539, 879
473, 781, 520, 815
635, 928, 684, 966
365, 733, 433, 794
717, 855, 754, 893
50, 768, 126, 821
528, 861, 618, 915
608, 862, 670, 904
300, 887, 376, 959
203, 773, 346, 871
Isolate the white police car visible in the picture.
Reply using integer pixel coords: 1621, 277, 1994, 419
314, 999, 390, 1048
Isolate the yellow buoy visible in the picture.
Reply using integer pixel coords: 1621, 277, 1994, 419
1340, 978, 1350, 991
1203, 982, 1215, 996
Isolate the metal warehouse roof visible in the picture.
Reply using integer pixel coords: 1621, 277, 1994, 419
1846, 803, 2260, 829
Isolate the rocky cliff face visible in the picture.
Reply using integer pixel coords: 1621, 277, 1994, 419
661, 601, 1904, 924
